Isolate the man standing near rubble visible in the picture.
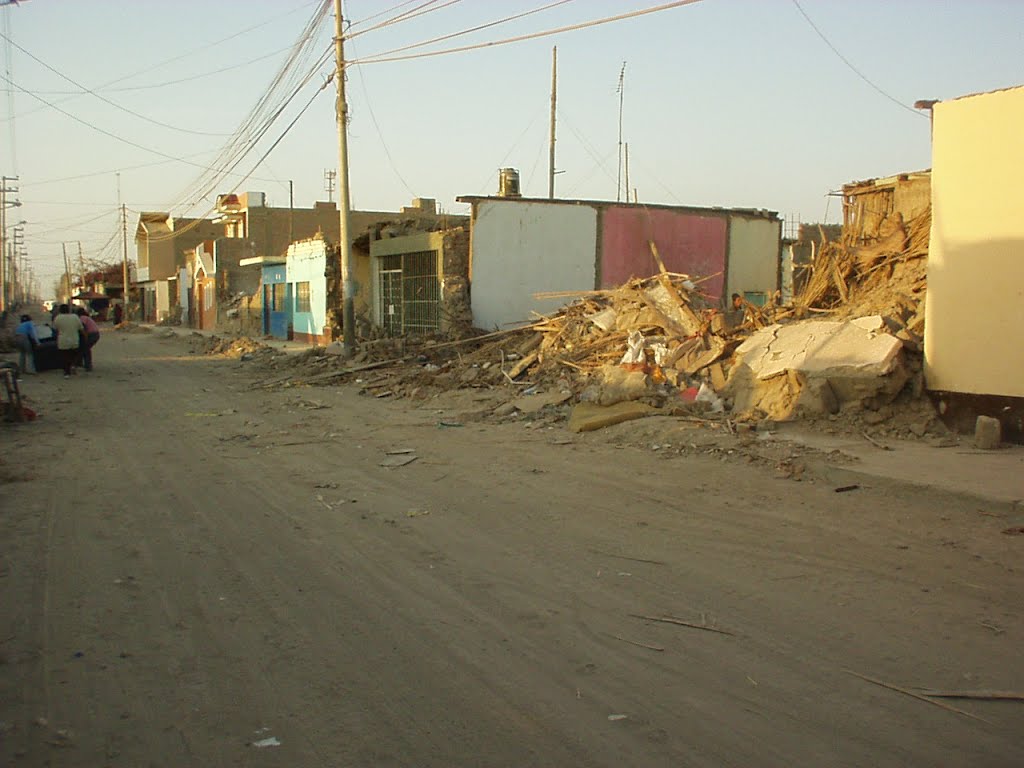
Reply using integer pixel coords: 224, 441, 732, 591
728, 293, 747, 328
76, 307, 101, 371
53, 304, 85, 379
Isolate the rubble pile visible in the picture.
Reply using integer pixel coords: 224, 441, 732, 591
113, 322, 152, 334
240, 209, 939, 437
188, 333, 274, 360
794, 209, 930, 347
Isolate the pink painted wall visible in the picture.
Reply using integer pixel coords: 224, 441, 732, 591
600, 206, 727, 301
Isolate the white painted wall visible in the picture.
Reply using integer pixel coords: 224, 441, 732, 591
470, 200, 597, 329
726, 216, 780, 304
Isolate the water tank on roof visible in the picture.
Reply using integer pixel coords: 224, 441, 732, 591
497, 168, 521, 198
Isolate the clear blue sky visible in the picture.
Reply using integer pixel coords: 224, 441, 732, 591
3, 0, 1022, 295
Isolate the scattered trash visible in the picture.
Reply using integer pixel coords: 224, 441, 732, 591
437, 421, 463, 428
386, 448, 416, 455
607, 714, 628, 722
379, 454, 418, 468
630, 613, 735, 637
251, 736, 281, 748
844, 670, 990, 723
834, 484, 861, 493
406, 508, 430, 518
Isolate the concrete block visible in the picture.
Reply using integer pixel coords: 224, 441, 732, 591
975, 415, 1002, 450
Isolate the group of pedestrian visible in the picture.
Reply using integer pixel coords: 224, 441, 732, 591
15, 304, 101, 379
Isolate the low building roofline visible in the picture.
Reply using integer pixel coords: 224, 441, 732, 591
454, 195, 779, 220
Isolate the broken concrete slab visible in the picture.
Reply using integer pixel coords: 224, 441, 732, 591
568, 401, 658, 433
735, 316, 903, 382
726, 315, 908, 420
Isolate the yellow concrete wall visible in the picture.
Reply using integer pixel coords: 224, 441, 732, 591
925, 86, 1024, 397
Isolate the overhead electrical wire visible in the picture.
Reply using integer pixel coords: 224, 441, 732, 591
168, 43, 335, 218
347, 0, 577, 52
0, 70, 280, 181
346, 0, 464, 41
349, 0, 705, 65
160, 0, 333, 215
4, 0, 322, 121
145, 72, 335, 244
347, 0, 423, 30
790, 0, 925, 118
21, 151, 214, 189
11, 45, 297, 97
346, 35, 417, 198
0, 30, 230, 137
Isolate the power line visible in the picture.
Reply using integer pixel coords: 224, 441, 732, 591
348, 0, 576, 54
346, 35, 417, 198
348, 0, 423, 29
346, 0, 464, 40
0, 30, 230, 136
0, 70, 284, 181
162, 1, 333, 214
20, 152, 212, 189
145, 74, 334, 244
7, 45, 297, 97
2, 3, 16, 174
350, 0, 704, 65
790, 0, 925, 118
4, 1, 321, 122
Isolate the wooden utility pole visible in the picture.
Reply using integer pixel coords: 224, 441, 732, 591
334, 0, 355, 356
624, 142, 630, 202
288, 180, 294, 245
62, 243, 71, 303
0, 175, 14, 312
548, 46, 557, 199
122, 203, 130, 316
616, 62, 626, 202
0, 177, 6, 313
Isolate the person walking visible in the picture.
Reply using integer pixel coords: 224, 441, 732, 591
53, 304, 85, 379
13, 314, 39, 376
76, 307, 101, 371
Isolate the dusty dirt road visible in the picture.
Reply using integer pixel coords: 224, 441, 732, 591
2, 328, 1023, 767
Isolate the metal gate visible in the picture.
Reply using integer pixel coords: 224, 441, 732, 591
379, 258, 403, 336
377, 251, 440, 336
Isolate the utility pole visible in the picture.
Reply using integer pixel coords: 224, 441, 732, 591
548, 46, 557, 199
288, 180, 294, 245
0, 175, 17, 312
117, 173, 130, 318
624, 142, 630, 202
334, 0, 355, 356
62, 242, 71, 303
614, 62, 622, 202
0, 181, 5, 313
122, 203, 129, 317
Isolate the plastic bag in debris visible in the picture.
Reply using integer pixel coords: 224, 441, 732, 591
620, 331, 646, 366
650, 343, 669, 367
695, 382, 725, 413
